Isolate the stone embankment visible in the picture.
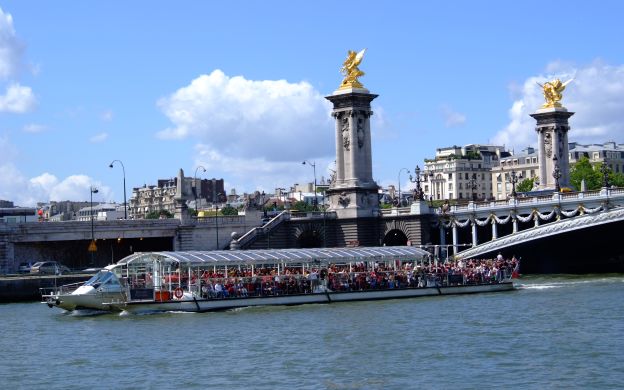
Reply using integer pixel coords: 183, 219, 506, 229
0, 274, 91, 303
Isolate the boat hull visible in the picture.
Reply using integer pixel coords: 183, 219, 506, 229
111, 282, 515, 314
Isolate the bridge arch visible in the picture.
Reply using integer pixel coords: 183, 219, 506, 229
296, 224, 324, 248
383, 229, 408, 246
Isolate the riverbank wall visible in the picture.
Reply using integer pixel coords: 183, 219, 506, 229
0, 275, 91, 303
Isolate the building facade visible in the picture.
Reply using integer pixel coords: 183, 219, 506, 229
422, 144, 509, 202
129, 176, 226, 219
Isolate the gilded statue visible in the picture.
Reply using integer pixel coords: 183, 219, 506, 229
339, 49, 366, 89
537, 78, 573, 108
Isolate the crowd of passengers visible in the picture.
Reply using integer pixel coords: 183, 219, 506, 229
133, 256, 518, 299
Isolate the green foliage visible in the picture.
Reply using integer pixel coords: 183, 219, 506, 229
291, 201, 314, 212
145, 210, 173, 219
516, 178, 534, 193
463, 151, 482, 160
610, 172, 624, 187
220, 205, 238, 216
380, 203, 393, 209
570, 157, 602, 191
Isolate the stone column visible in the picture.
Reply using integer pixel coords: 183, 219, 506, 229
530, 107, 574, 190
325, 88, 379, 219
491, 219, 498, 240
471, 221, 477, 247
452, 223, 458, 255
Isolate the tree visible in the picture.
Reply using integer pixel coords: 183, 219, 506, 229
220, 205, 238, 216
145, 210, 173, 219
291, 201, 314, 212
610, 172, 624, 187
516, 178, 534, 193
570, 156, 601, 191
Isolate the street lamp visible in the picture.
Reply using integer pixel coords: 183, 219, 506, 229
194, 165, 206, 211
467, 173, 478, 201
214, 192, 224, 249
409, 165, 424, 201
600, 163, 611, 188
108, 160, 127, 219
302, 161, 317, 209
397, 167, 409, 206
552, 156, 561, 192
510, 170, 521, 198
89, 186, 99, 265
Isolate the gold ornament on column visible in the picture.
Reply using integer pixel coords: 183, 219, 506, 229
537, 78, 573, 108
339, 49, 366, 89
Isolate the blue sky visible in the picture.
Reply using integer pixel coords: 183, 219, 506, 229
1, 1, 624, 206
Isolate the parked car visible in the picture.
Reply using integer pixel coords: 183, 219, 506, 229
18, 262, 33, 273
30, 261, 71, 275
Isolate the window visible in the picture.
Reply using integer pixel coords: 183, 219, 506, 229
465, 173, 469, 180
497, 183, 502, 192
448, 183, 453, 191
448, 173, 452, 179
449, 193, 453, 199
424, 185, 429, 192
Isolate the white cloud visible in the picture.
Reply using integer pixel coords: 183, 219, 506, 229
157, 69, 334, 162
100, 109, 113, 122
0, 7, 22, 80
0, 83, 35, 113
89, 132, 109, 143
157, 69, 344, 192
493, 60, 624, 149
440, 105, 466, 128
193, 144, 334, 193
22, 123, 46, 133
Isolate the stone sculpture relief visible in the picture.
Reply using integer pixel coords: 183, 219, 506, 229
338, 192, 350, 207
341, 116, 350, 151
357, 118, 364, 148
544, 132, 552, 158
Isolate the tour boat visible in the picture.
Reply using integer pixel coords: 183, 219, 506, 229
41, 246, 514, 314
41, 265, 124, 311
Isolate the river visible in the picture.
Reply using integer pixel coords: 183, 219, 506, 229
1, 274, 623, 389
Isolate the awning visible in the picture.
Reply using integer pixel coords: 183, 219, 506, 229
115, 246, 430, 267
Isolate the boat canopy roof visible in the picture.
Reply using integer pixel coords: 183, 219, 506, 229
115, 246, 431, 267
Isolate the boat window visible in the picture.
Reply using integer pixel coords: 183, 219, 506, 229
84, 271, 113, 287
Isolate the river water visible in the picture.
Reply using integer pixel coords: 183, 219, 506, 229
1, 274, 623, 390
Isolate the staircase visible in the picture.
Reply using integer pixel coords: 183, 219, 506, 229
234, 211, 290, 249
176, 225, 196, 251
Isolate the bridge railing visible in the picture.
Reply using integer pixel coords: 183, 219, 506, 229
234, 210, 290, 249
194, 215, 245, 225
290, 211, 337, 220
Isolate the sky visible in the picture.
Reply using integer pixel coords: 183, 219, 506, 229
1, 1, 624, 206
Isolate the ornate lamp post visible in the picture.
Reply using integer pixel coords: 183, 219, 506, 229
510, 170, 521, 198
89, 186, 99, 264
214, 192, 225, 249
108, 160, 127, 219
600, 163, 611, 188
409, 165, 424, 201
397, 167, 409, 206
428, 171, 435, 200
552, 156, 561, 192
194, 165, 206, 211
467, 173, 478, 201
302, 161, 317, 209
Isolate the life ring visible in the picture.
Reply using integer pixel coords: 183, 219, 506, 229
174, 288, 184, 299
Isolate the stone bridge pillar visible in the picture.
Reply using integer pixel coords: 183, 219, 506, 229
325, 88, 379, 219
531, 107, 574, 190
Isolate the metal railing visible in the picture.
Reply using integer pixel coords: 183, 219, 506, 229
235, 211, 290, 248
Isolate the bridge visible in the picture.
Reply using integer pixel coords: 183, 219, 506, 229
0, 214, 256, 273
